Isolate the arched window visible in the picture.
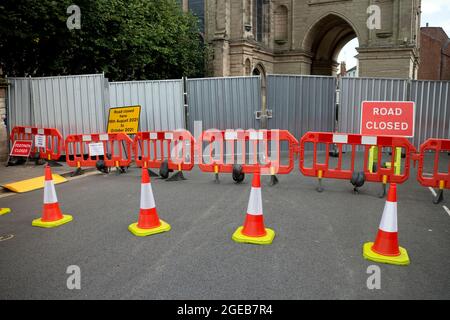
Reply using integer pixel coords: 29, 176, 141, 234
253, 0, 268, 43
245, 59, 252, 76
274, 5, 288, 43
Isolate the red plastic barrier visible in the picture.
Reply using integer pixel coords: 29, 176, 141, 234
198, 130, 298, 174
299, 132, 416, 184
417, 139, 450, 189
65, 133, 133, 168
10, 126, 63, 160
134, 131, 195, 171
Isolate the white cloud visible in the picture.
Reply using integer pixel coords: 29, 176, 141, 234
421, 0, 450, 35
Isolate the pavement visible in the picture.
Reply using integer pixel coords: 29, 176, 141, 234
0, 155, 449, 300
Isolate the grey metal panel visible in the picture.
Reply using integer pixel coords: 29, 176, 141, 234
6, 78, 33, 129
187, 76, 261, 131
30, 74, 106, 137
410, 80, 450, 149
109, 79, 185, 131
267, 74, 336, 143
339, 77, 408, 134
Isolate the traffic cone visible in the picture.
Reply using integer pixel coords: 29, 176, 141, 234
363, 183, 410, 265
32, 165, 73, 228
0, 208, 11, 216
232, 171, 275, 245
128, 167, 171, 237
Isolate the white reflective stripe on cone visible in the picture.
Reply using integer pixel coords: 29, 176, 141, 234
43, 181, 58, 204
379, 201, 398, 232
246, 187, 263, 216
140, 183, 156, 209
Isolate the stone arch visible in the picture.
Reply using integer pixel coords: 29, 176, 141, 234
302, 13, 359, 76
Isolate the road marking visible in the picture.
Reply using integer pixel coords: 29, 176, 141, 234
443, 206, 450, 217
428, 187, 437, 197
0, 234, 14, 242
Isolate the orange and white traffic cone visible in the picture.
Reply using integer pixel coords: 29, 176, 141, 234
32, 165, 73, 228
0, 208, 11, 216
363, 183, 410, 265
128, 167, 171, 237
232, 171, 275, 245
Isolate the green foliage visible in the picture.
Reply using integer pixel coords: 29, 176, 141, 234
0, 0, 206, 80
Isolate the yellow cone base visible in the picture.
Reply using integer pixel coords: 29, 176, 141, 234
363, 242, 410, 266
0, 208, 11, 216
128, 220, 171, 237
32, 215, 73, 228
232, 226, 275, 245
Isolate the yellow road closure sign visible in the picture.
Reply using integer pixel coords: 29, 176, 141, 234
107, 106, 141, 134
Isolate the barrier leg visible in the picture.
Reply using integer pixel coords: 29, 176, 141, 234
143, 161, 159, 177
214, 165, 220, 184
167, 164, 187, 182
71, 162, 84, 177
317, 170, 324, 193
378, 175, 387, 198
148, 169, 159, 177
269, 167, 279, 186
433, 181, 445, 204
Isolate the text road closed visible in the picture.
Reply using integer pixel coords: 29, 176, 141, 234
361, 101, 415, 137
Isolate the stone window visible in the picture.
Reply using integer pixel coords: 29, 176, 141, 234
254, 0, 269, 43
274, 5, 288, 44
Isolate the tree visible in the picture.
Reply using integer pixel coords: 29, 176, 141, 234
0, 0, 205, 80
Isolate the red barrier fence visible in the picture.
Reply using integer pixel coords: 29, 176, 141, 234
197, 130, 298, 175
65, 133, 133, 169
417, 139, 450, 190
299, 132, 417, 184
134, 130, 195, 171
10, 126, 63, 161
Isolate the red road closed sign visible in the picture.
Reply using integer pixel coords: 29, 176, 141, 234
360, 101, 415, 137
10, 140, 32, 157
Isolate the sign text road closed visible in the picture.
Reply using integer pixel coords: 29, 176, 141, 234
360, 101, 415, 137
10, 140, 32, 157
107, 106, 141, 134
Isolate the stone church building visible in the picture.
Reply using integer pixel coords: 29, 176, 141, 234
179, 0, 421, 80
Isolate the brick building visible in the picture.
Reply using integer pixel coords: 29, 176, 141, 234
418, 27, 450, 80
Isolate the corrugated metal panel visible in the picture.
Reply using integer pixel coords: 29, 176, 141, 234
187, 76, 261, 131
410, 80, 450, 148
339, 77, 408, 134
109, 79, 185, 131
6, 77, 33, 129
267, 74, 336, 145
30, 74, 106, 137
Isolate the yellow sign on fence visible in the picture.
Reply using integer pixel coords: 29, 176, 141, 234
107, 106, 141, 134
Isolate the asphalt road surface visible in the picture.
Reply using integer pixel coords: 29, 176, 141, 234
0, 162, 449, 299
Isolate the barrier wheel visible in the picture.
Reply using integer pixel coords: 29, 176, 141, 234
232, 165, 245, 184
159, 160, 169, 179
350, 171, 365, 193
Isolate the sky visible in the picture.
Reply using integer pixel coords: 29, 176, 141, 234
338, 0, 450, 71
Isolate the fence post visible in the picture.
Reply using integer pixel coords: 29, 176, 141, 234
0, 76, 8, 161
